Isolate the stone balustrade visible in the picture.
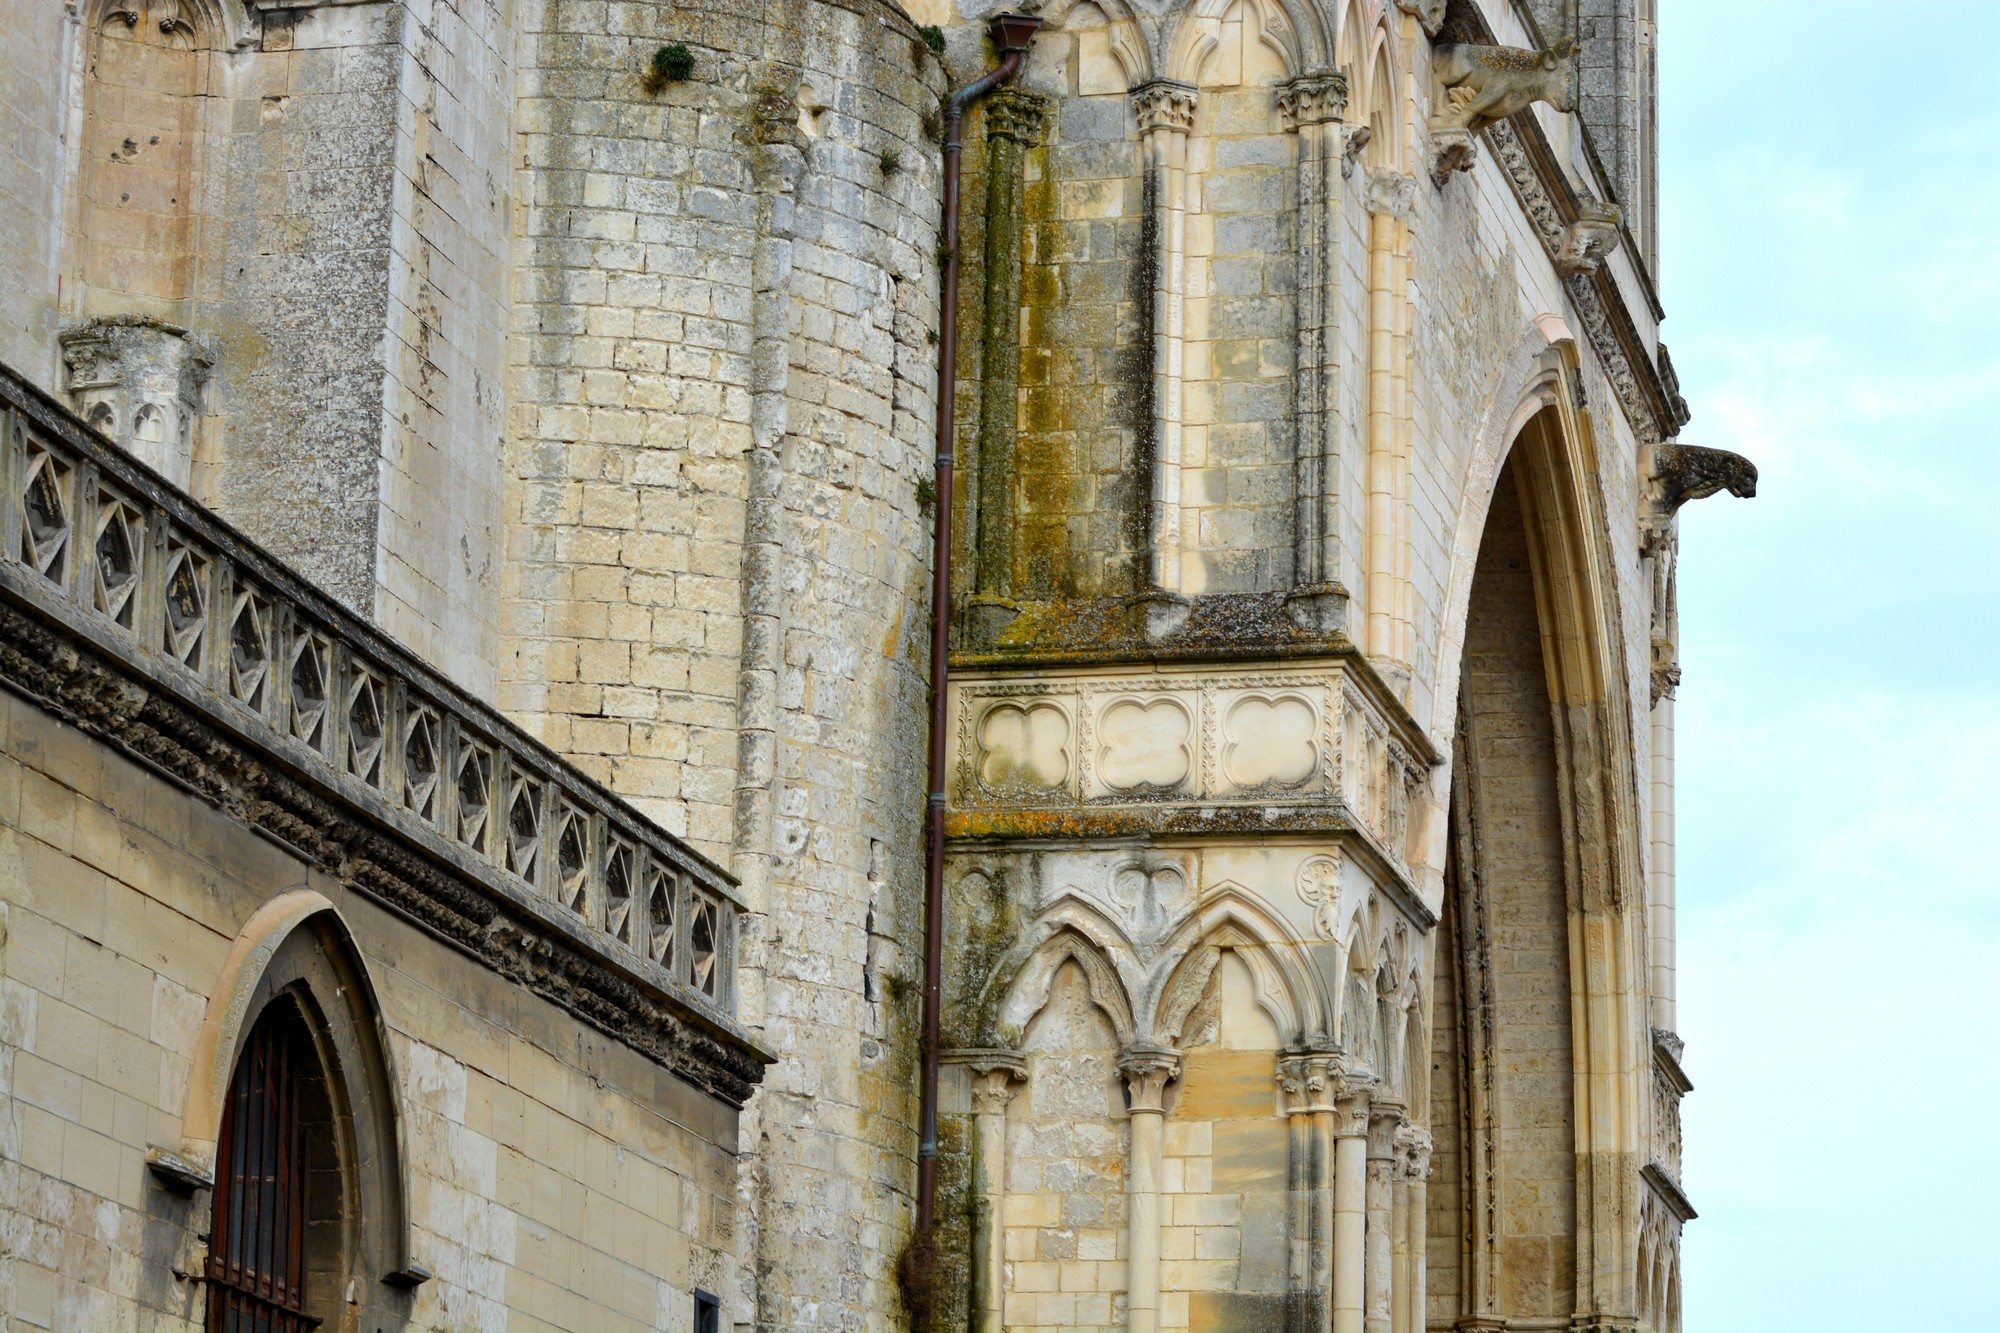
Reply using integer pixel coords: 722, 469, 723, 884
0, 362, 759, 1099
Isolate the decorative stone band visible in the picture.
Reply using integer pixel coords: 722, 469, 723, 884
943, 654, 1437, 922
1276, 70, 1348, 130
1130, 79, 1198, 135
1482, 115, 1680, 445
0, 362, 770, 1106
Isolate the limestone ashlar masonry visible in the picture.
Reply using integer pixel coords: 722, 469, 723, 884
504, 0, 951, 1324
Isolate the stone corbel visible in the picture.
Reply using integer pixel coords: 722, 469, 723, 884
59, 316, 212, 491
1339, 124, 1372, 179
1556, 197, 1623, 277
1427, 127, 1477, 186
1392, 1119, 1432, 1182
1365, 168, 1419, 222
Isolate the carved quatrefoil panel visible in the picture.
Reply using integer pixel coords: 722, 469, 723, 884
1094, 697, 1193, 795
1218, 692, 1320, 791
976, 701, 1072, 794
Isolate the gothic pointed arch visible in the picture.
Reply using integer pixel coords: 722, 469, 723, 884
977, 896, 1143, 1049
1151, 883, 1330, 1047
171, 891, 420, 1297
1426, 346, 1649, 1326
1163, 0, 1327, 88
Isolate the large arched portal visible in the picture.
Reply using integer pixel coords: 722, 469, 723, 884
1427, 403, 1647, 1329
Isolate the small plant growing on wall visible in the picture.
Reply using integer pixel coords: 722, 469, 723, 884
642, 44, 694, 93
879, 149, 902, 176
917, 25, 946, 54
914, 476, 937, 510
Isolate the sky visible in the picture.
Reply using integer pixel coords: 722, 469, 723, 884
1661, 3, 2000, 1329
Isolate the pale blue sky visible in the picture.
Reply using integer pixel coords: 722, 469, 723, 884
1663, 3, 2000, 1329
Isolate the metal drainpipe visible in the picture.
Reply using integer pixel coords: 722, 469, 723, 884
918, 10, 1042, 1244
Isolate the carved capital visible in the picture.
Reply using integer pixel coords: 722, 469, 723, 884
1556, 198, 1623, 277
1131, 80, 1198, 135
984, 87, 1049, 145
1653, 442, 1757, 513
1118, 1046, 1182, 1113
1332, 1069, 1377, 1135
1277, 1051, 1342, 1116
1276, 70, 1348, 130
949, 1048, 1029, 1114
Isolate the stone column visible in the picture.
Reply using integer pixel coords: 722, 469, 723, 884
1131, 80, 1197, 610
1276, 71, 1349, 632
1120, 1047, 1182, 1333
961, 1051, 1029, 1333
1392, 1119, 1433, 1333
1332, 1071, 1376, 1333
1365, 1101, 1402, 1333
59, 315, 211, 491
1280, 1051, 1340, 1332
972, 89, 1049, 610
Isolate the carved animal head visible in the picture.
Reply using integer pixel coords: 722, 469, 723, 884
1543, 35, 1580, 110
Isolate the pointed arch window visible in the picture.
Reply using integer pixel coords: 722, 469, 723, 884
206, 1000, 321, 1332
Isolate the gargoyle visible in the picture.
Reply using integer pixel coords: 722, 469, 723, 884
1653, 443, 1757, 513
1432, 37, 1580, 134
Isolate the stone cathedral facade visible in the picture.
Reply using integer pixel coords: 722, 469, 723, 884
0, 0, 1750, 1328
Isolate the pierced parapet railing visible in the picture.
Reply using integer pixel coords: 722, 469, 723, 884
0, 362, 763, 1103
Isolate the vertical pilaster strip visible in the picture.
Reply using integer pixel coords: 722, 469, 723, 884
1277, 72, 1348, 603
1119, 1047, 1182, 1333
1392, 212, 1416, 668
1364, 207, 1397, 663
964, 1053, 1029, 1333
973, 90, 1048, 600
1332, 1072, 1375, 1333
732, 81, 807, 924
1131, 81, 1197, 596
1650, 692, 1676, 1032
